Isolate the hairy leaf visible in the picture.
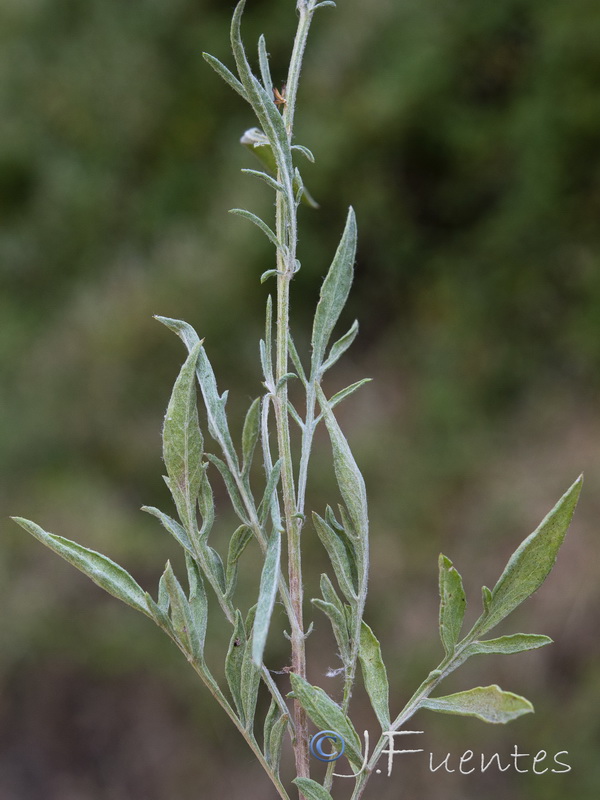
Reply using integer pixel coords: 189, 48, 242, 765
311, 208, 357, 373
252, 528, 281, 665
359, 621, 390, 730
226, 611, 247, 722
292, 779, 334, 800
162, 561, 202, 659
13, 518, 149, 616
421, 685, 534, 724
242, 397, 261, 477
162, 342, 204, 533
481, 476, 582, 634
289, 674, 362, 767
313, 512, 357, 602
226, 524, 254, 596
321, 320, 359, 373
142, 505, 193, 555
316, 386, 368, 545
464, 634, 552, 657
186, 554, 208, 656
202, 52, 248, 101
229, 208, 279, 248
438, 554, 466, 657
155, 317, 238, 471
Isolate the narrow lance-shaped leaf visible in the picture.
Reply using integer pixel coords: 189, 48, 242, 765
142, 505, 193, 555
438, 554, 466, 657
311, 207, 357, 373
163, 342, 204, 533
242, 397, 261, 476
252, 528, 281, 665
155, 317, 239, 472
12, 518, 149, 616
263, 698, 289, 772
359, 620, 391, 730
481, 476, 582, 634
202, 52, 248, 101
186, 554, 208, 657
292, 779, 334, 800
421, 685, 534, 724
463, 634, 552, 658
241, 631, 262, 729
226, 524, 253, 596
313, 512, 357, 603
321, 319, 359, 373
162, 561, 203, 660
225, 611, 247, 722
241, 128, 319, 209
289, 673, 363, 768
316, 385, 369, 544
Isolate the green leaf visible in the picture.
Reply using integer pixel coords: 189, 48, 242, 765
464, 634, 553, 657
481, 476, 582, 634
242, 397, 261, 477
226, 524, 254, 596
438, 554, 466, 657
202, 52, 248, 101
162, 341, 204, 533
12, 518, 149, 616
142, 505, 193, 555
206, 453, 249, 524
292, 778, 334, 800
257, 34, 273, 94
312, 598, 350, 663
292, 144, 315, 163
226, 611, 247, 721
241, 632, 262, 729
155, 317, 239, 471
162, 561, 202, 659
264, 705, 288, 772
421, 685, 534, 724
311, 208, 357, 373
252, 528, 281, 665
186, 554, 208, 656
316, 386, 369, 546
321, 320, 359, 373
229, 208, 280, 248
323, 379, 371, 415
241, 168, 283, 194
313, 512, 357, 603
359, 620, 390, 730
289, 673, 363, 768
258, 458, 282, 526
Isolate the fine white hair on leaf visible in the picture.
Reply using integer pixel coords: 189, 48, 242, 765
326, 666, 345, 678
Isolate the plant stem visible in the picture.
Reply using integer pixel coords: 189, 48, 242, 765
270, 0, 317, 789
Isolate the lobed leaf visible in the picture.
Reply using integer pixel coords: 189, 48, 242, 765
12, 518, 149, 616
438, 554, 466, 657
359, 620, 390, 730
421, 685, 534, 724
481, 476, 582, 634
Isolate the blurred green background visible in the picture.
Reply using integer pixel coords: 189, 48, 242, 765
2, 0, 600, 797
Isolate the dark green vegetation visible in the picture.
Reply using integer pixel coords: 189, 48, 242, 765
2, 1, 600, 798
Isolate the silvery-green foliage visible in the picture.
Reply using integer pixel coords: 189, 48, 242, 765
12, 2, 583, 799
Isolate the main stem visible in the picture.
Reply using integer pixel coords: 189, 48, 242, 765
272, 0, 316, 789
